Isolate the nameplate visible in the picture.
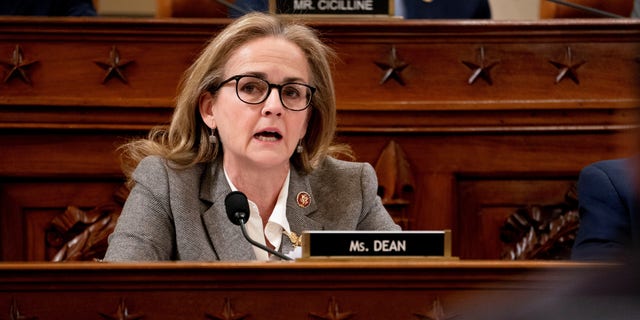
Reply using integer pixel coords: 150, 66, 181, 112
269, 0, 394, 17
301, 230, 451, 258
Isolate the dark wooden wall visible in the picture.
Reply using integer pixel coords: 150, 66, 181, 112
0, 17, 637, 261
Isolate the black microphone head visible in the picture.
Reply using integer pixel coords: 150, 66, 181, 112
225, 191, 250, 225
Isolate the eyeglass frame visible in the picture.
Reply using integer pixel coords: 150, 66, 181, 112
209, 74, 317, 111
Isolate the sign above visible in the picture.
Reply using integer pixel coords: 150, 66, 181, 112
269, 0, 394, 16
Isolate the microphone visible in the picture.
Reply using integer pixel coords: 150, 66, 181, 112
224, 191, 293, 261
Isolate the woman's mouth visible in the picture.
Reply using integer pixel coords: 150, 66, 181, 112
254, 131, 282, 142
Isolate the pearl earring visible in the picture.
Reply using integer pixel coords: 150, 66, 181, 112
296, 140, 303, 153
209, 128, 217, 145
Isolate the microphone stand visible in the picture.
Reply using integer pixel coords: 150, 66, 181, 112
239, 221, 293, 261
546, 0, 625, 18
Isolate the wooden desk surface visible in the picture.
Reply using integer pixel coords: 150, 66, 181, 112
0, 260, 614, 319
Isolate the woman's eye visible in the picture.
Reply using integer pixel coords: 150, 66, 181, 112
283, 86, 301, 99
240, 81, 265, 95
241, 84, 256, 93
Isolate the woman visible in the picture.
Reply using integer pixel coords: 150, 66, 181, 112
104, 13, 400, 261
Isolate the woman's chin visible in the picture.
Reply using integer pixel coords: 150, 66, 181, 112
246, 153, 292, 170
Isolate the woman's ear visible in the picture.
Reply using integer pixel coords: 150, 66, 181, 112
199, 92, 216, 129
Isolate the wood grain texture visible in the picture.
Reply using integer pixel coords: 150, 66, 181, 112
0, 261, 615, 319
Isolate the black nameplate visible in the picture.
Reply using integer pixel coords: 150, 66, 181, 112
301, 231, 451, 258
269, 0, 393, 16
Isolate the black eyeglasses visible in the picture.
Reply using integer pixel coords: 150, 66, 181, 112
211, 75, 316, 111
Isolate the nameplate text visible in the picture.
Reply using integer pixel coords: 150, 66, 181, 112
301, 230, 451, 258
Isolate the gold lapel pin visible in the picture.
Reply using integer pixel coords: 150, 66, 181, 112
284, 230, 303, 247
296, 191, 311, 208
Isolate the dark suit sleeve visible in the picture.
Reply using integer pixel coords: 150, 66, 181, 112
571, 162, 632, 261
104, 156, 176, 261
472, 0, 491, 19
63, 0, 96, 16
228, 0, 268, 18
356, 162, 402, 231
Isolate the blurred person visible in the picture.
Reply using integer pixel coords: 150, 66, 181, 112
571, 157, 639, 261
395, 0, 491, 19
229, 0, 266, 18
0, 0, 96, 16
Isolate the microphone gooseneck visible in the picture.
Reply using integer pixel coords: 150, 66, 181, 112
224, 191, 293, 261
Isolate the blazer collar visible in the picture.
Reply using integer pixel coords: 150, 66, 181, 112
199, 160, 255, 261
281, 167, 323, 255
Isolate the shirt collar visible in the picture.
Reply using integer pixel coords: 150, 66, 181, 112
223, 167, 291, 258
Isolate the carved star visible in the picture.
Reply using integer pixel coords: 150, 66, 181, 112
8, 298, 37, 320
94, 46, 134, 84
462, 46, 499, 85
309, 297, 356, 320
549, 47, 586, 84
98, 299, 144, 320
0, 45, 38, 85
205, 298, 250, 320
374, 46, 408, 86
413, 298, 456, 320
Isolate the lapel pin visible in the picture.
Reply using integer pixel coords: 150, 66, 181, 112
284, 230, 303, 247
296, 191, 311, 208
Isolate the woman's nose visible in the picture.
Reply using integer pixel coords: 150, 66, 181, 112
261, 87, 284, 117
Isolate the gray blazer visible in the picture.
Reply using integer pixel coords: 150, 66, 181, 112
104, 156, 400, 261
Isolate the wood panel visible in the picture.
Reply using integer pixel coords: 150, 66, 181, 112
341, 130, 635, 258
0, 17, 638, 261
458, 179, 577, 259
0, 180, 123, 261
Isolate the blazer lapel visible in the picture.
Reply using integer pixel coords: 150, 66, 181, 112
283, 168, 324, 254
199, 160, 255, 261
